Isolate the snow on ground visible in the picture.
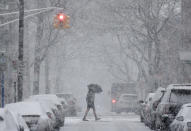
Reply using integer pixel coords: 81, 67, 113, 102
60, 114, 151, 131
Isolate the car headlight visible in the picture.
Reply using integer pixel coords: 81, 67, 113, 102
187, 122, 191, 127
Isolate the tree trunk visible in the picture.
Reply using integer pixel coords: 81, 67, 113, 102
45, 52, 50, 94
33, 46, 41, 95
55, 49, 63, 93
32, 1, 45, 95
17, 0, 24, 101
55, 57, 61, 93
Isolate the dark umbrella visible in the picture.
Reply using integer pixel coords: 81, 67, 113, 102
88, 84, 103, 93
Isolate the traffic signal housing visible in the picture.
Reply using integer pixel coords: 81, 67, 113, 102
54, 13, 70, 29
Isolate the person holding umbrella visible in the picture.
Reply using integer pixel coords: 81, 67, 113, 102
83, 84, 102, 121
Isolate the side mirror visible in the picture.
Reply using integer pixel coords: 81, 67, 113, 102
176, 116, 184, 121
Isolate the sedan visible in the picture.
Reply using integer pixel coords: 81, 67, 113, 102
170, 103, 191, 131
5, 102, 53, 131
0, 108, 29, 131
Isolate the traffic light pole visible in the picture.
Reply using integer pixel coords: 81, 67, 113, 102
18, 0, 24, 101
1, 71, 4, 107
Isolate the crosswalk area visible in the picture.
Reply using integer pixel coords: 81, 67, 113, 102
61, 114, 151, 131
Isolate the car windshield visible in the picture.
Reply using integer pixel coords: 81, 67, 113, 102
169, 89, 191, 104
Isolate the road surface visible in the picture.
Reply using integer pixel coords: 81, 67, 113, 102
60, 113, 151, 131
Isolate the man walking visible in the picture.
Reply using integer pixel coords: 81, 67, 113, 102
83, 87, 101, 121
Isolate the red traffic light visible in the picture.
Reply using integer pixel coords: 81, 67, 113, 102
112, 99, 117, 104
54, 13, 70, 29
57, 14, 66, 21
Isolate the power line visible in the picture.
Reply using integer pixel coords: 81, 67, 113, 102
0, 9, 50, 27
0, 7, 61, 28
0, 6, 63, 16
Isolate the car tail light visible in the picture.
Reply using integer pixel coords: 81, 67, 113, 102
112, 99, 117, 104
46, 112, 52, 119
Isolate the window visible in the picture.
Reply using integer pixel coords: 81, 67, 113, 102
169, 89, 191, 104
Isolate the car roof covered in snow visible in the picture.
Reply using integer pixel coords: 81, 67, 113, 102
120, 93, 137, 97
157, 87, 166, 91
25, 98, 56, 112
56, 92, 72, 95
5, 101, 45, 116
167, 84, 191, 90
182, 103, 191, 108
148, 93, 155, 98
29, 94, 61, 105
29, 94, 58, 99
145, 93, 155, 102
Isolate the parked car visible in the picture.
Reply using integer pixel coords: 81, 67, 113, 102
5, 101, 53, 131
143, 93, 155, 126
25, 99, 59, 129
56, 93, 78, 116
155, 84, 191, 130
115, 93, 138, 113
146, 87, 166, 129
0, 108, 29, 131
28, 94, 65, 126
170, 104, 191, 131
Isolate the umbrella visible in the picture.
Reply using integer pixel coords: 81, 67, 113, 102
88, 84, 103, 93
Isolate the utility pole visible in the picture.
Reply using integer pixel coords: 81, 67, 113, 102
0, 52, 7, 107
18, 0, 24, 101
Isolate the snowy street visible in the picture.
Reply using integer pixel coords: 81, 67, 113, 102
2, 0, 191, 131
61, 114, 151, 131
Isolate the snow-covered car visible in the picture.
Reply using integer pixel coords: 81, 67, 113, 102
5, 102, 53, 131
170, 104, 191, 131
155, 84, 191, 130
114, 93, 138, 113
143, 93, 155, 126
28, 94, 65, 126
56, 93, 78, 116
25, 99, 58, 129
146, 87, 166, 129
0, 108, 29, 131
